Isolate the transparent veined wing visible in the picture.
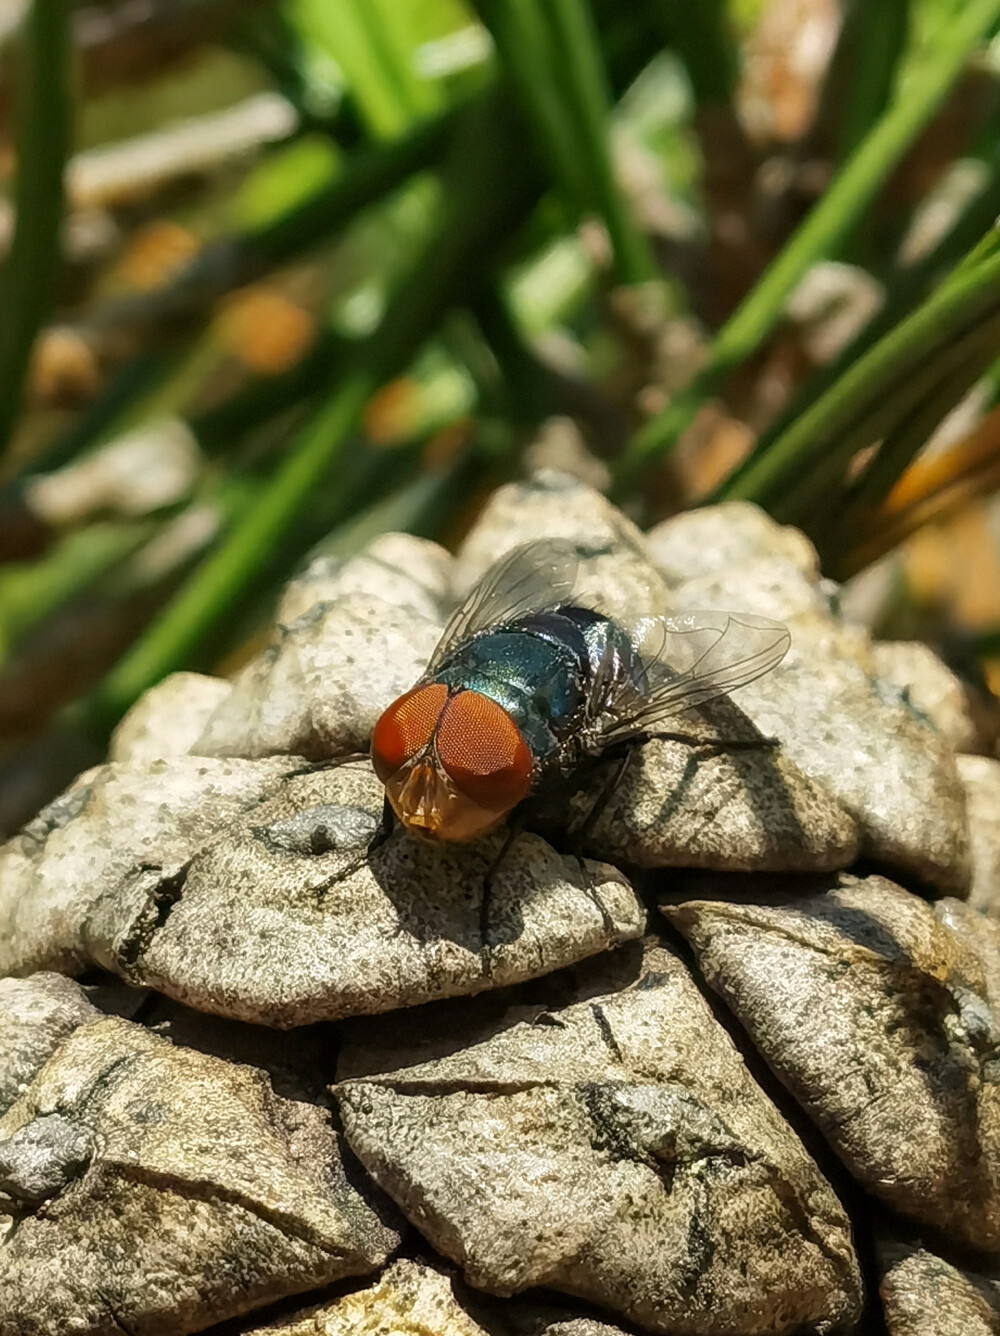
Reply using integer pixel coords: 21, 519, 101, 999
426, 539, 581, 672
597, 610, 790, 743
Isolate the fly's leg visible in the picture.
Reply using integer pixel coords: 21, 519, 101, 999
572, 852, 617, 939
322, 750, 375, 769
546, 755, 623, 937
367, 795, 396, 857
565, 745, 634, 844
646, 729, 781, 753
560, 730, 780, 856
480, 819, 523, 968
283, 751, 373, 781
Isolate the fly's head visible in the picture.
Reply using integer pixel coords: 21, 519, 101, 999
370, 682, 534, 842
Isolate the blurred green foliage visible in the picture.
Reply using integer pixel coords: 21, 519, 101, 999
2, 0, 1000, 826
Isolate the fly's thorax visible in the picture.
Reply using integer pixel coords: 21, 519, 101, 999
434, 628, 585, 762
433, 609, 647, 763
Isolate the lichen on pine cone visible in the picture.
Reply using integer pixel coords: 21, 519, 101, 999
0, 470, 998, 1336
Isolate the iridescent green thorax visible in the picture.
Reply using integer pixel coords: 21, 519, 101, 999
432, 606, 640, 764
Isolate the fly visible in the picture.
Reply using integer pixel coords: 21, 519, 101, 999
370, 538, 790, 842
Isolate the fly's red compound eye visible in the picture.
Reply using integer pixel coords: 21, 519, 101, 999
435, 690, 533, 811
371, 683, 448, 782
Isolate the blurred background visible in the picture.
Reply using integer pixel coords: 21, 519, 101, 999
2, 0, 1000, 832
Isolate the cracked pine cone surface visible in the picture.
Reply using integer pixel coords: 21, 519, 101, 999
1, 471, 999, 1336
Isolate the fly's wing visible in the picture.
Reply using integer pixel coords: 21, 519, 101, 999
426, 539, 581, 673
597, 610, 790, 743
